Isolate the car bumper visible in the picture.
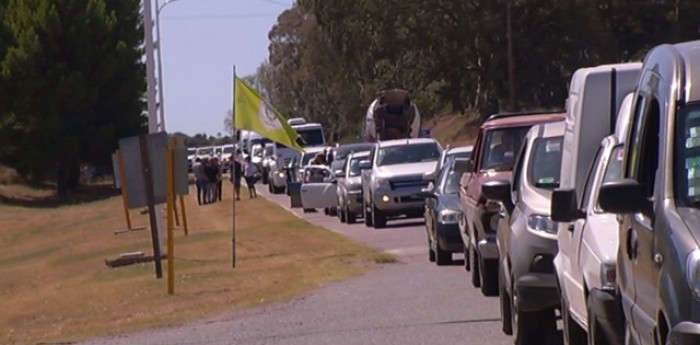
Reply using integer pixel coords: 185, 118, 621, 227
670, 322, 700, 344
509, 226, 558, 311
436, 222, 463, 252
372, 188, 425, 215
270, 171, 287, 187
588, 288, 624, 345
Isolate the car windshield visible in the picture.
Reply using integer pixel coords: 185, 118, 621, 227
301, 152, 318, 166
252, 147, 263, 157
336, 145, 373, 160
264, 146, 274, 157
675, 104, 700, 207
188, 148, 196, 154
223, 146, 234, 154
331, 159, 345, 172
297, 128, 325, 146
197, 148, 213, 156
481, 127, 531, 171
444, 150, 472, 168
376, 143, 440, 166
527, 136, 564, 189
442, 168, 462, 194
348, 157, 365, 177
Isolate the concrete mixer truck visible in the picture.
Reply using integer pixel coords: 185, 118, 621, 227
364, 88, 421, 142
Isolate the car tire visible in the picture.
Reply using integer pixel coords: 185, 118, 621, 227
268, 180, 273, 193
464, 245, 470, 272
346, 210, 356, 224
469, 243, 481, 288
364, 200, 373, 227
512, 275, 557, 345
562, 293, 588, 345
428, 240, 436, 262
329, 207, 338, 217
435, 234, 453, 266
339, 207, 347, 223
499, 261, 513, 335
324, 207, 329, 215
587, 294, 614, 345
479, 258, 499, 296
372, 205, 387, 229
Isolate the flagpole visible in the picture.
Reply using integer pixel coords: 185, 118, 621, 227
232, 65, 237, 269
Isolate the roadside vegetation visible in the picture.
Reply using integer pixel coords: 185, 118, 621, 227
0, 182, 389, 345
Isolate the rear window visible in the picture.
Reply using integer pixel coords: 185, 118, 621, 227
527, 136, 564, 189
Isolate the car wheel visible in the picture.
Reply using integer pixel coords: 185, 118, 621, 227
364, 200, 373, 227
428, 235, 436, 263
339, 207, 347, 223
324, 207, 329, 215
329, 207, 338, 217
562, 293, 588, 345
512, 276, 557, 345
479, 258, 499, 296
435, 233, 453, 266
469, 243, 481, 288
372, 205, 387, 229
346, 210, 356, 224
587, 294, 615, 345
463, 245, 470, 272
499, 261, 513, 335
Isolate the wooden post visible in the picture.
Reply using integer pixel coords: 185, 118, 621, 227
116, 150, 132, 230
179, 195, 189, 236
139, 135, 163, 279
173, 195, 181, 226
166, 141, 175, 295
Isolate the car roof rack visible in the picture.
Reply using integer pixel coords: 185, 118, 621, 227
485, 109, 564, 122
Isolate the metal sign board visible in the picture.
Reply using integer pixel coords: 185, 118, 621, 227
119, 132, 168, 208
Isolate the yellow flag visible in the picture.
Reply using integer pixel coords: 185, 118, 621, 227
234, 77, 304, 151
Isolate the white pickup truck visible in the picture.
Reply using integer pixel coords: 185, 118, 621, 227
360, 138, 442, 228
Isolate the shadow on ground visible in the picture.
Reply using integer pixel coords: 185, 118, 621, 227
0, 183, 119, 208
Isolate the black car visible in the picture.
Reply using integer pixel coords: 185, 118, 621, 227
419, 158, 467, 266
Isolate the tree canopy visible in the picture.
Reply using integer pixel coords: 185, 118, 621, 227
0, 0, 146, 195
253, 0, 700, 139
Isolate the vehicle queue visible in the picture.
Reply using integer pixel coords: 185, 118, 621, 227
189, 39, 700, 345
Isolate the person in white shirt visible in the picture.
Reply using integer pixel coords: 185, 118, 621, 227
243, 156, 258, 198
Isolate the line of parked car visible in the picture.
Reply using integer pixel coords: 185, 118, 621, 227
276, 39, 700, 345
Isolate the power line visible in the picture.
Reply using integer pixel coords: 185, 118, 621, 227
162, 13, 281, 21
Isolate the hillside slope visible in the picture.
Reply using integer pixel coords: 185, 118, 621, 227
425, 113, 481, 148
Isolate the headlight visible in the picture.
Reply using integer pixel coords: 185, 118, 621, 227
526, 214, 557, 234
372, 177, 389, 189
278, 172, 285, 178
600, 263, 616, 291
439, 209, 461, 224
686, 250, 700, 300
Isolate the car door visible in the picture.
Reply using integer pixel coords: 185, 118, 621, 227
567, 145, 608, 321
300, 167, 339, 209
625, 92, 661, 345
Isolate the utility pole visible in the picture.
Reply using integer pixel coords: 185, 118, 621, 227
506, 1, 516, 111
143, 0, 166, 262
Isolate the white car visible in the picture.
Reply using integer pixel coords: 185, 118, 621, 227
299, 165, 338, 213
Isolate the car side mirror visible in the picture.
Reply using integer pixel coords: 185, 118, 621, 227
551, 189, 585, 222
454, 158, 473, 173
599, 179, 649, 214
358, 160, 371, 170
423, 171, 436, 182
482, 180, 513, 213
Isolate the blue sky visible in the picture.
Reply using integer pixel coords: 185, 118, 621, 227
155, 0, 294, 137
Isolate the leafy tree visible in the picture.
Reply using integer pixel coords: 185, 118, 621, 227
0, 0, 146, 196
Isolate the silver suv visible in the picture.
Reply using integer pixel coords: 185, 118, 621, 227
482, 120, 565, 343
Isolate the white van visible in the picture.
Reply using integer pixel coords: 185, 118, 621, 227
551, 62, 641, 344
552, 93, 634, 345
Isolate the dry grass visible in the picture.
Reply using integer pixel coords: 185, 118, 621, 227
426, 112, 481, 147
0, 181, 388, 345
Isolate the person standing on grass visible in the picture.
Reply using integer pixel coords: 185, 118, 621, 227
213, 157, 223, 201
204, 158, 219, 203
231, 154, 243, 200
243, 156, 258, 199
193, 158, 207, 205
